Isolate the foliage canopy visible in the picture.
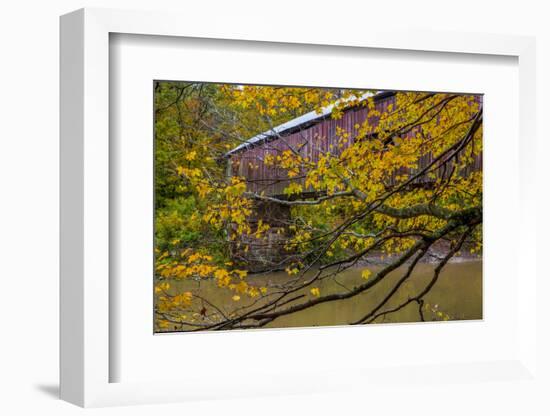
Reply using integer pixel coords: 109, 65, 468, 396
154, 82, 482, 331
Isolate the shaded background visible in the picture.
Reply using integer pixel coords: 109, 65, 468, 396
0, 0, 548, 414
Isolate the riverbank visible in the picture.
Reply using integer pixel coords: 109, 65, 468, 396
357, 240, 482, 267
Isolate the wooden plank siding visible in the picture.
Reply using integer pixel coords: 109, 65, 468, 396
226, 93, 482, 198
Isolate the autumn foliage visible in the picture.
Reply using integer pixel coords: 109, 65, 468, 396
154, 82, 482, 331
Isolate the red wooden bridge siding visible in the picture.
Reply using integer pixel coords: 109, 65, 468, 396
228, 94, 482, 198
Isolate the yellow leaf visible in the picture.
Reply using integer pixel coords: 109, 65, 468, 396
232, 295, 241, 301
158, 320, 170, 329
310, 287, 320, 297
361, 269, 372, 280
234, 269, 248, 279
185, 151, 197, 161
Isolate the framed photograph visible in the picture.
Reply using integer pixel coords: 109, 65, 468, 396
151, 82, 484, 333
60, 7, 539, 408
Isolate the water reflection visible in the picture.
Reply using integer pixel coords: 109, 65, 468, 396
156, 260, 482, 331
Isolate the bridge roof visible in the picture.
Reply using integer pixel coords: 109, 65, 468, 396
224, 91, 388, 158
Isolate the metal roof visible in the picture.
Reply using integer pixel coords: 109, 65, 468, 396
224, 91, 379, 157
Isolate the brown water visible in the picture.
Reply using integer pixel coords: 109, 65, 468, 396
156, 260, 482, 331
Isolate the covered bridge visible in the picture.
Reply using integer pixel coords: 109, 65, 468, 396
222, 91, 482, 270
224, 91, 399, 198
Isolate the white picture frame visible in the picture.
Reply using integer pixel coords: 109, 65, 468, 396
60, 7, 539, 408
